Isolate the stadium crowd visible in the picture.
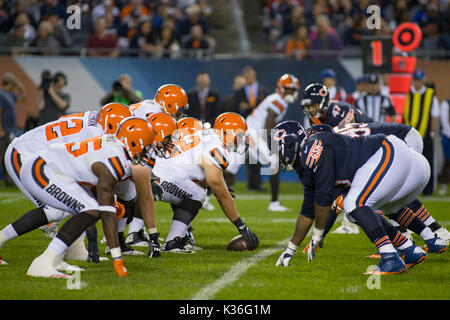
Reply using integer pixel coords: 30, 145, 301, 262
260, 0, 450, 58
0, 0, 216, 57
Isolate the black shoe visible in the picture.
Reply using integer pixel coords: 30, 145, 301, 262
125, 229, 149, 247
161, 237, 192, 253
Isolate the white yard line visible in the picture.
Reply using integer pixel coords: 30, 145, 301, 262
0, 195, 26, 204
190, 238, 288, 300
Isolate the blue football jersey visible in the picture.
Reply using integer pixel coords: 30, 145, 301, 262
310, 101, 373, 127
297, 132, 385, 218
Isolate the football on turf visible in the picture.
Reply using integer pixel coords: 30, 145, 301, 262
226, 235, 249, 251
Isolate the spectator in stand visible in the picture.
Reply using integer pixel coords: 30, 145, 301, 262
268, 0, 300, 41
118, 9, 143, 48
187, 71, 221, 126
32, 20, 60, 55
177, 4, 209, 39
309, 14, 344, 59
129, 19, 160, 56
13, 12, 36, 47
284, 24, 309, 59
87, 16, 120, 57
37, 71, 70, 125
120, 0, 150, 22
181, 24, 210, 57
234, 66, 267, 118
40, 0, 67, 21
92, 0, 120, 23
221, 74, 247, 114
0, 0, 11, 33
343, 13, 370, 46
438, 98, 450, 195
346, 74, 367, 106
5, 22, 27, 55
281, 5, 306, 37
320, 68, 346, 102
46, 11, 72, 49
159, 23, 180, 58
415, 4, 447, 50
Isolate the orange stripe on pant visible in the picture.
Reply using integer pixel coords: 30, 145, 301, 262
358, 140, 392, 207
32, 157, 49, 188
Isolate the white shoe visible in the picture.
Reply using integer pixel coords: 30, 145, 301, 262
268, 201, 289, 212
435, 227, 450, 241
0, 256, 7, 265
100, 236, 107, 244
64, 235, 89, 261
202, 196, 215, 211
332, 215, 359, 234
27, 255, 70, 279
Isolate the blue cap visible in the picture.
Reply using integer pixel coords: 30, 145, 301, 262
413, 69, 425, 80
320, 68, 336, 81
367, 73, 379, 84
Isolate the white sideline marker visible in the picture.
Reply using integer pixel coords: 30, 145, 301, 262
190, 238, 289, 300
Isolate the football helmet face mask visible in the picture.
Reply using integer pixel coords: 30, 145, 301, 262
154, 84, 189, 120
97, 103, 133, 134
270, 121, 306, 172
213, 112, 249, 154
177, 117, 204, 139
300, 83, 330, 121
147, 112, 178, 158
276, 74, 300, 104
115, 117, 155, 165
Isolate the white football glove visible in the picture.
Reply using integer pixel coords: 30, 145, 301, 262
307, 233, 323, 262
276, 241, 298, 267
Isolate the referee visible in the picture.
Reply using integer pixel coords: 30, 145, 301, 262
355, 73, 396, 122
403, 69, 440, 196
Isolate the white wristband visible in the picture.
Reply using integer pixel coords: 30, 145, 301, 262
110, 247, 121, 260
99, 205, 116, 213
312, 227, 324, 242
288, 241, 298, 252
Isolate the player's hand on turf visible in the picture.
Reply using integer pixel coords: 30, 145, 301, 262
276, 247, 296, 267
113, 259, 128, 277
238, 225, 259, 250
148, 232, 161, 258
307, 235, 323, 262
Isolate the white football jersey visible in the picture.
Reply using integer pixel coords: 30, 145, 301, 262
246, 93, 288, 129
12, 111, 103, 155
152, 129, 229, 188
129, 99, 163, 120
40, 135, 132, 186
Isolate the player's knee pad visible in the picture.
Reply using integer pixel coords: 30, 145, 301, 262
44, 207, 69, 222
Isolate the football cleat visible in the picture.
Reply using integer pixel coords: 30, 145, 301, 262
364, 252, 407, 275
39, 222, 59, 238
331, 216, 359, 234
185, 225, 196, 246
201, 196, 215, 211
0, 256, 7, 265
161, 237, 193, 253
398, 245, 427, 268
435, 227, 450, 241
27, 255, 71, 279
125, 230, 149, 247
268, 201, 289, 212
365, 253, 381, 259
424, 235, 448, 254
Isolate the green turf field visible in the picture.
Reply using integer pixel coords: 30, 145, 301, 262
0, 182, 449, 300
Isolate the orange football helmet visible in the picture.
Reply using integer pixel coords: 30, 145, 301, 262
214, 112, 248, 153
97, 103, 133, 134
177, 117, 203, 139
147, 112, 178, 158
115, 117, 155, 163
154, 84, 189, 120
276, 74, 300, 104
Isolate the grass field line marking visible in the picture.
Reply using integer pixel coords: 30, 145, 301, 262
190, 238, 289, 300
0, 195, 26, 204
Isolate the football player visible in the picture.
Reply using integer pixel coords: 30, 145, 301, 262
272, 120, 430, 274
1, 103, 133, 265
243, 74, 300, 212
0, 118, 156, 278
124, 84, 188, 246
151, 113, 259, 252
